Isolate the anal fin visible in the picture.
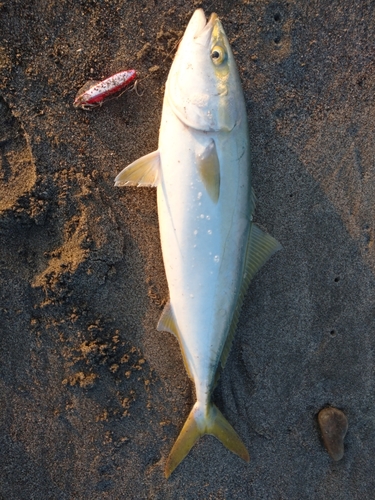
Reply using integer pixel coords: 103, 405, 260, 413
157, 301, 179, 337
157, 302, 193, 380
114, 150, 160, 187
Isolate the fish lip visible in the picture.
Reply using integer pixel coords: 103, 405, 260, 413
194, 11, 218, 45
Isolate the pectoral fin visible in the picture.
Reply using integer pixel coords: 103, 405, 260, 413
196, 140, 220, 203
114, 150, 160, 187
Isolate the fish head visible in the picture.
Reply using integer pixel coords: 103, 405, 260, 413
166, 9, 244, 132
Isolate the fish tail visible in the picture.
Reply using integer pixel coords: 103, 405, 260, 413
165, 401, 249, 478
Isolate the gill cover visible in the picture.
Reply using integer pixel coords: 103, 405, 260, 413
166, 9, 240, 132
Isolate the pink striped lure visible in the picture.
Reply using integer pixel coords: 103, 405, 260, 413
73, 69, 137, 110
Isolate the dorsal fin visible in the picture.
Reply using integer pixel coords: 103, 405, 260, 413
157, 301, 193, 380
114, 150, 160, 187
196, 140, 220, 203
220, 223, 282, 369
250, 188, 256, 218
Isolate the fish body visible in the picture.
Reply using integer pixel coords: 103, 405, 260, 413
157, 22, 250, 404
115, 9, 281, 476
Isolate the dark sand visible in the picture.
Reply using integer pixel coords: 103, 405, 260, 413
1, 1, 375, 498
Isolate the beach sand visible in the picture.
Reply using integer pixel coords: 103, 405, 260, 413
1, 1, 375, 497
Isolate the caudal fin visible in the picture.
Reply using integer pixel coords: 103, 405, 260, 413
165, 402, 249, 478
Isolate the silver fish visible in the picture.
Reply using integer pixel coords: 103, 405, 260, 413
115, 9, 281, 477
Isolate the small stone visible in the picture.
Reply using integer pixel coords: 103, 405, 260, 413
318, 407, 348, 461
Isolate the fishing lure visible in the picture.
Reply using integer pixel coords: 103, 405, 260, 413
73, 69, 137, 110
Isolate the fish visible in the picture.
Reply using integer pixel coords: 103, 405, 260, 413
115, 9, 281, 477
73, 69, 137, 110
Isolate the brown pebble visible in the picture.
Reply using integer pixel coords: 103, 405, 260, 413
318, 407, 348, 461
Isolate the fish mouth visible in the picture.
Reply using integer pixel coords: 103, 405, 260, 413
193, 10, 218, 46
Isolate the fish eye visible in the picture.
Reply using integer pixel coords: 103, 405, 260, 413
211, 45, 226, 65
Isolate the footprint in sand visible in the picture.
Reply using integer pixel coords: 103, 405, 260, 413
0, 95, 36, 212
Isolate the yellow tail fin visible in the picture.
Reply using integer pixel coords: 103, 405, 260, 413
165, 402, 249, 478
